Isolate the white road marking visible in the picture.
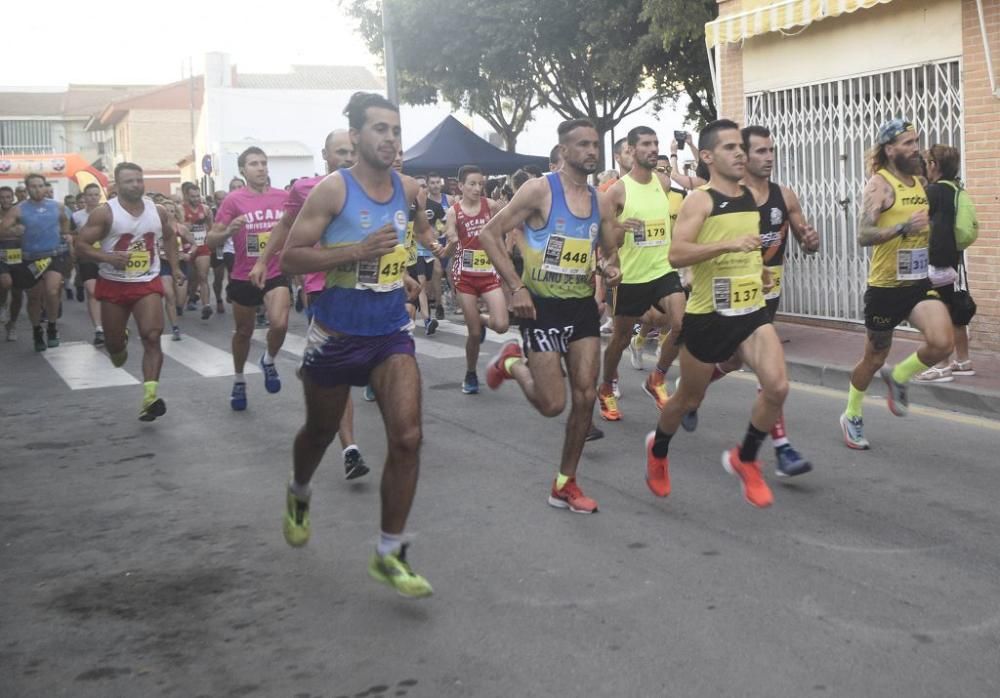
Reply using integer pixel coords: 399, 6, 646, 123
41, 341, 140, 390
161, 334, 260, 377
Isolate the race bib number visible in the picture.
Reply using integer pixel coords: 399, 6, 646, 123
357, 244, 408, 292
712, 274, 762, 317
542, 235, 591, 276
461, 249, 494, 273
897, 247, 928, 281
763, 265, 783, 301
246, 232, 271, 258
28, 256, 51, 278
633, 219, 668, 247
2, 248, 21, 264
125, 251, 151, 277
193, 228, 207, 246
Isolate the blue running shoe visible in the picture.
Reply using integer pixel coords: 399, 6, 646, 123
363, 384, 376, 402
231, 381, 248, 411
259, 355, 281, 393
462, 372, 479, 394
775, 445, 813, 478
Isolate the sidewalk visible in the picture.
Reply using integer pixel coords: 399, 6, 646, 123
775, 319, 1000, 420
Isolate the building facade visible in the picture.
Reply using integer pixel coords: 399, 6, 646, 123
706, 0, 999, 350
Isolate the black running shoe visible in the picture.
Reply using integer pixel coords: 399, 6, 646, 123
33, 326, 46, 352
344, 448, 370, 480
139, 398, 167, 422
435, 304, 445, 320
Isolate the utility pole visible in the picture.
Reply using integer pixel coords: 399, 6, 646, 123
381, 0, 398, 104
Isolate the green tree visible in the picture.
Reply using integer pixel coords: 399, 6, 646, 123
641, 0, 718, 126
345, 0, 543, 152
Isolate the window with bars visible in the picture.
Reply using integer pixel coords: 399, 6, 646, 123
0, 120, 54, 154
745, 60, 962, 324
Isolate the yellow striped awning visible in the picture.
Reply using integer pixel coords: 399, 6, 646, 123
705, 0, 895, 48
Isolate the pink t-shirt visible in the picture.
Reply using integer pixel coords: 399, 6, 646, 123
215, 186, 289, 281
285, 175, 326, 294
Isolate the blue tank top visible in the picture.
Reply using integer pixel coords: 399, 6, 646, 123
20, 199, 63, 259
313, 169, 411, 336
521, 173, 600, 299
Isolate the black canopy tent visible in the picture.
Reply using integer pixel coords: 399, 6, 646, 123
402, 115, 549, 177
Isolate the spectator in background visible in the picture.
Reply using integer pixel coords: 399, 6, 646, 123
229, 177, 245, 191
596, 170, 619, 189
63, 195, 77, 212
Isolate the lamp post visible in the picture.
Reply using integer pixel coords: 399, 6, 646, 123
382, 0, 399, 104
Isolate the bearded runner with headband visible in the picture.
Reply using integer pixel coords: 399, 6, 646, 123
207, 146, 291, 412
281, 92, 437, 599
839, 118, 954, 449
77, 162, 185, 421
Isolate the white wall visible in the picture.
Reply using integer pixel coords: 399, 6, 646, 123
742, 0, 962, 92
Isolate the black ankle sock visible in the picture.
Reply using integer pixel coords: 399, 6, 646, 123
47, 321, 56, 331
652, 427, 673, 458
739, 423, 768, 463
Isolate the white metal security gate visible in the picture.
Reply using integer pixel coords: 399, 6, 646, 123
745, 60, 963, 323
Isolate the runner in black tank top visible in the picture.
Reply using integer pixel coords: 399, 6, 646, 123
679, 126, 820, 479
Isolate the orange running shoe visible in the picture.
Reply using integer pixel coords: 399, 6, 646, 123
548, 477, 598, 513
642, 372, 669, 411
486, 340, 523, 390
721, 447, 773, 508
644, 431, 670, 497
598, 384, 621, 421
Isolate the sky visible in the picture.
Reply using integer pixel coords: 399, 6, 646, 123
1, 0, 379, 88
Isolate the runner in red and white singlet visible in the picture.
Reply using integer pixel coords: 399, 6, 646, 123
77, 162, 185, 421
440, 165, 509, 394
182, 182, 215, 320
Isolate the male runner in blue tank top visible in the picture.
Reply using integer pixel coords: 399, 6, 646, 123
281, 92, 439, 598
480, 119, 622, 514
0, 173, 71, 351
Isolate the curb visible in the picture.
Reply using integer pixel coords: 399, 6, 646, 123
785, 359, 1000, 421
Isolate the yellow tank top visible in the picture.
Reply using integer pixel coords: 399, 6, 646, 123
686, 186, 765, 316
868, 168, 930, 288
667, 188, 685, 227
617, 173, 673, 284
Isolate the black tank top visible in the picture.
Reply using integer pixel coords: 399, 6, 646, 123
758, 182, 789, 268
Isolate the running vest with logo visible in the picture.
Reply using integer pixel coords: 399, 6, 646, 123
99, 197, 162, 283
452, 197, 494, 276
314, 169, 410, 336
868, 168, 930, 288
667, 187, 686, 227
184, 203, 211, 246
758, 182, 790, 301
617, 173, 673, 284
521, 173, 600, 300
19, 199, 63, 260
686, 186, 764, 316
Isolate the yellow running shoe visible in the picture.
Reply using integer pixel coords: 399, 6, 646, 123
283, 487, 311, 547
368, 544, 433, 598
598, 384, 621, 421
642, 373, 669, 411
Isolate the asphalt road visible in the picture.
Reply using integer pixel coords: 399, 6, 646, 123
2, 296, 999, 697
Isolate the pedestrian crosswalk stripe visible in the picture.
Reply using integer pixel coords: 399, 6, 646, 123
41, 341, 140, 390
434, 318, 521, 343
160, 334, 261, 377
253, 329, 306, 357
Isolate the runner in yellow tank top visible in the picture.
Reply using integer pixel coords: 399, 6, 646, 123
598, 126, 687, 419
643, 119, 790, 510
839, 119, 954, 450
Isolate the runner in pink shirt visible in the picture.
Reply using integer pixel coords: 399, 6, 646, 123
248, 129, 369, 480
206, 146, 291, 411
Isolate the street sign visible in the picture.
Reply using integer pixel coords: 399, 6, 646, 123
201, 155, 213, 175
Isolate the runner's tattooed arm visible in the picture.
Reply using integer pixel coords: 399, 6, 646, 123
857, 173, 929, 247
782, 186, 820, 253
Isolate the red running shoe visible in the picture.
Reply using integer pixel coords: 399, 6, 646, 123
486, 340, 523, 390
644, 431, 670, 497
548, 477, 598, 514
721, 447, 773, 508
